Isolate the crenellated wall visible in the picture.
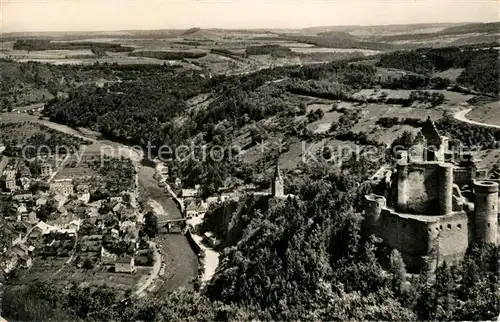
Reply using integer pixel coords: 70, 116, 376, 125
375, 209, 469, 272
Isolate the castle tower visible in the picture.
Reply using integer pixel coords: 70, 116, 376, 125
438, 163, 454, 215
473, 180, 499, 244
272, 162, 285, 199
364, 194, 386, 235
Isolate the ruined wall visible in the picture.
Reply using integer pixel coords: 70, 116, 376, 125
377, 209, 430, 272
435, 212, 469, 265
396, 162, 453, 215
453, 168, 470, 187
377, 209, 469, 272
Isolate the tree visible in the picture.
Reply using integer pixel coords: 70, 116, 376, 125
389, 249, 407, 294
143, 211, 158, 238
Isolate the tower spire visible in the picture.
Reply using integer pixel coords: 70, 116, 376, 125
272, 158, 285, 198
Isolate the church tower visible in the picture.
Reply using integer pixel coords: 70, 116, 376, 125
272, 162, 285, 199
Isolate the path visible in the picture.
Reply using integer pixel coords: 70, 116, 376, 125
134, 241, 161, 297
191, 234, 220, 284
47, 154, 71, 183
454, 108, 500, 130
53, 233, 78, 276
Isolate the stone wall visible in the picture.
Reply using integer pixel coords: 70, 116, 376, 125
377, 209, 430, 272
397, 162, 453, 215
434, 212, 469, 265
376, 209, 470, 272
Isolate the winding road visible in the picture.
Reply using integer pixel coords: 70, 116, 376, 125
453, 108, 500, 130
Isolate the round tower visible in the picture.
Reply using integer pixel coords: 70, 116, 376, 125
438, 163, 454, 215
473, 181, 499, 244
364, 194, 386, 234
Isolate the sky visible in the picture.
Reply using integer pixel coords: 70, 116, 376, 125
1, 0, 499, 33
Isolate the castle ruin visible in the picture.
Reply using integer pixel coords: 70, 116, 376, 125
365, 117, 499, 272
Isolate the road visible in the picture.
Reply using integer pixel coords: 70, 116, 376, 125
47, 154, 71, 183
454, 108, 500, 130
134, 241, 161, 297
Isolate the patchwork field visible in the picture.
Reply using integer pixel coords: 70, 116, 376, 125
466, 101, 500, 126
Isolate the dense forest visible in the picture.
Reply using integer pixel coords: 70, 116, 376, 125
377, 45, 499, 94
128, 51, 207, 60
13, 39, 134, 52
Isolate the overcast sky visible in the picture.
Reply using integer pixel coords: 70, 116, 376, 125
2, 0, 499, 32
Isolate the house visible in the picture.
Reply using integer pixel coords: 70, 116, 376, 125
203, 232, 219, 248
0, 175, 16, 191
50, 179, 74, 196
120, 221, 136, 236
11, 244, 30, 257
181, 188, 200, 199
110, 196, 123, 203
185, 200, 208, 217
13, 192, 33, 201
53, 193, 67, 208
111, 228, 120, 238
16, 203, 28, 214
3, 167, 16, 180
66, 219, 80, 231
1, 255, 18, 273
76, 184, 90, 193
114, 255, 136, 273
28, 227, 43, 239
41, 163, 53, 177
18, 254, 33, 268
21, 212, 38, 224
36, 196, 48, 207
205, 196, 221, 206
13, 221, 31, 234
101, 247, 117, 264
77, 192, 91, 204
18, 177, 31, 190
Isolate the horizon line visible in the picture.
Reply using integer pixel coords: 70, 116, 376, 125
3, 20, 499, 35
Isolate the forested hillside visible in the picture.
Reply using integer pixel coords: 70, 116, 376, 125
4, 161, 499, 320
377, 45, 499, 94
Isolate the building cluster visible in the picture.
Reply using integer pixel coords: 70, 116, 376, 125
365, 117, 500, 272
0, 153, 147, 276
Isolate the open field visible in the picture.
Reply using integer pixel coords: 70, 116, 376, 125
466, 101, 500, 126
3, 23, 496, 73
290, 47, 381, 55
12, 257, 150, 291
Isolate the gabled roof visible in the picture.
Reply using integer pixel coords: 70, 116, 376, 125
115, 254, 133, 263
421, 116, 442, 146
